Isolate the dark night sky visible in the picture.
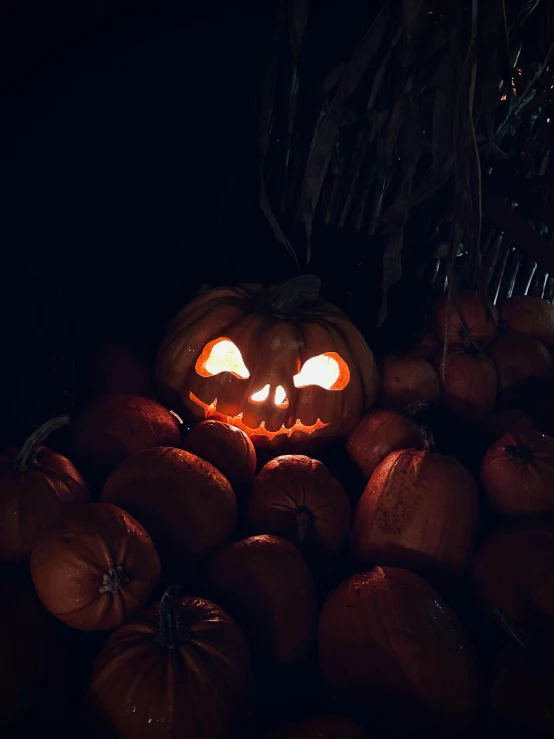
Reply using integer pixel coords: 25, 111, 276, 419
1, 2, 288, 441
0, 0, 391, 444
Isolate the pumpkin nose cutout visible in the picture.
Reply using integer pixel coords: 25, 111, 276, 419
274, 385, 289, 409
249, 384, 270, 404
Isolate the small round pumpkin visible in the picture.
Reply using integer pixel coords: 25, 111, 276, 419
0, 580, 69, 732
70, 393, 181, 487
318, 567, 481, 731
435, 345, 498, 422
481, 432, 554, 516
0, 416, 89, 566
500, 294, 554, 347
102, 447, 236, 574
471, 522, 554, 628
182, 419, 256, 491
378, 354, 440, 411
88, 587, 252, 739
347, 408, 425, 481
156, 277, 379, 453
261, 715, 371, 739
488, 332, 552, 389
247, 455, 352, 560
31, 502, 161, 631
351, 447, 479, 580
434, 289, 498, 347
202, 535, 317, 664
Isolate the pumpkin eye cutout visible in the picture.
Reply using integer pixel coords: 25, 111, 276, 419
196, 338, 250, 379
274, 385, 289, 409
249, 384, 270, 404
293, 352, 350, 390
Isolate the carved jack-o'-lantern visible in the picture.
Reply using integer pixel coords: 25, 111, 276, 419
156, 277, 378, 451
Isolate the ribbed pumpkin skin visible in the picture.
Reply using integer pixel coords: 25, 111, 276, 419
489, 332, 552, 389
379, 354, 440, 410
435, 346, 498, 422
261, 714, 372, 739
347, 409, 425, 481
102, 447, 236, 574
31, 503, 161, 631
182, 419, 256, 490
0, 445, 89, 566
351, 449, 479, 580
471, 522, 554, 628
434, 289, 498, 346
248, 455, 352, 560
500, 295, 554, 347
202, 535, 318, 664
481, 432, 554, 516
70, 394, 181, 485
88, 596, 252, 739
156, 284, 378, 452
318, 567, 481, 732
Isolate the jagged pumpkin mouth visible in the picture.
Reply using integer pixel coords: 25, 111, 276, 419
189, 392, 329, 440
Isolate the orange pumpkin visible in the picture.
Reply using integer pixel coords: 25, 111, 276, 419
434, 289, 498, 347
488, 332, 552, 389
182, 419, 256, 490
70, 393, 181, 487
156, 277, 378, 452
0, 415, 89, 566
261, 715, 371, 739
378, 354, 440, 410
31, 503, 161, 631
435, 345, 498, 422
500, 295, 554, 347
347, 409, 425, 480
247, 455, 352, 560
351, 448, 479, 580
88, 587, 252, 739
202, 535, 317, 664
102, 447, 236, 574
0, 580, 69, 732
318, 567, 481, 731
471, 522, 554, 628
481, 432, 554, 516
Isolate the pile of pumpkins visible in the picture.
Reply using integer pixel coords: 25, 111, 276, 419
1, 280, 554, 739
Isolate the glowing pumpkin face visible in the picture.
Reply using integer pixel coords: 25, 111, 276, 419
156, 279, 378, 451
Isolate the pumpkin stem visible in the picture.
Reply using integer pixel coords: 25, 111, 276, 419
98, 565, 130, 595
269, 275, 321, 317
294, 507, 312, 544
13, 414, 71, 473
422, 427, 436, 453
155, 585, 191, 650
505, 441, 534, 464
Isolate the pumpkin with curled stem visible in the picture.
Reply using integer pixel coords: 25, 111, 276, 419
500, 294, 554, 347
156, 277, 378, 452
88, 587, 253, 739
0, 415, 89, 567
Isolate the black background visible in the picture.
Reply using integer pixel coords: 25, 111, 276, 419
0, 0, 416, 446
